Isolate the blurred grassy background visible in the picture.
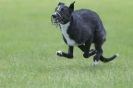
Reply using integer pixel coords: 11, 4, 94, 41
0, 0, 133, 88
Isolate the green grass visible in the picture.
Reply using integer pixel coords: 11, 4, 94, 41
0, 0, 133, 88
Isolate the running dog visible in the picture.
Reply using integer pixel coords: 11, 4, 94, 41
51, 1, 118, 64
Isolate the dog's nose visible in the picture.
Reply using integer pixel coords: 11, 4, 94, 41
52, 14, 57, 18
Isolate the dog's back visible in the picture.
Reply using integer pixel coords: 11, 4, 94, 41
69, 9, 106, 44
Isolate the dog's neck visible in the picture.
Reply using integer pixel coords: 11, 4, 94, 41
60, 22, 70, 33
60, 15, 73, 24
60, 22, 70, 28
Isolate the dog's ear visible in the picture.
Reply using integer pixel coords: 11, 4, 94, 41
69, 1, 75, 12
58, 2, 65, 6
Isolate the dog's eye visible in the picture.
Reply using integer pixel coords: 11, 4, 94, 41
61, 8, 64, 11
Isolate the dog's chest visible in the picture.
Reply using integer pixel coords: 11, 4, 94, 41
60, 22, 76, 46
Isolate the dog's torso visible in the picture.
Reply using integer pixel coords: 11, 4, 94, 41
60, 9, 106, 46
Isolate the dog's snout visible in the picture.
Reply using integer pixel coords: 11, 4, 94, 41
52, 14, 57, 18
52, 12, 59, 18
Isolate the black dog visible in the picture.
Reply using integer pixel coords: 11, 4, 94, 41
51, 1, 118, 64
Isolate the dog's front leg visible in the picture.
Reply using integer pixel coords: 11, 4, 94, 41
56, 46, 74, 58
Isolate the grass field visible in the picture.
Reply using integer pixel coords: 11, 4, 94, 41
0, 0, 133, 88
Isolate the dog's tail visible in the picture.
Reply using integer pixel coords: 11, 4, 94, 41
100, 54, 119, 63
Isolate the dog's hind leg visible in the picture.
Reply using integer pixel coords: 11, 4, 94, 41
93, 44, 103, 65
56, 46, 74, 59
78, 44, 96, 58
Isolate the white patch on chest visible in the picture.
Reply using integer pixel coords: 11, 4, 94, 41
60, 22, 76, 46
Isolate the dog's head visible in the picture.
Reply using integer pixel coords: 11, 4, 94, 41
51, 1, 75, 24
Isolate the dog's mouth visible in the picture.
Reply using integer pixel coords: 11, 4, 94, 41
51, 17, 62, 24
51, 12, 63, 25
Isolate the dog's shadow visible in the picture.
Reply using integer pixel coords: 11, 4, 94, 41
48, 63, 115, 74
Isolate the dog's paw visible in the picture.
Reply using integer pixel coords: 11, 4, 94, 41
83, 53, 89, 58
93, 60, 99, 65
56, 50, 63, 56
